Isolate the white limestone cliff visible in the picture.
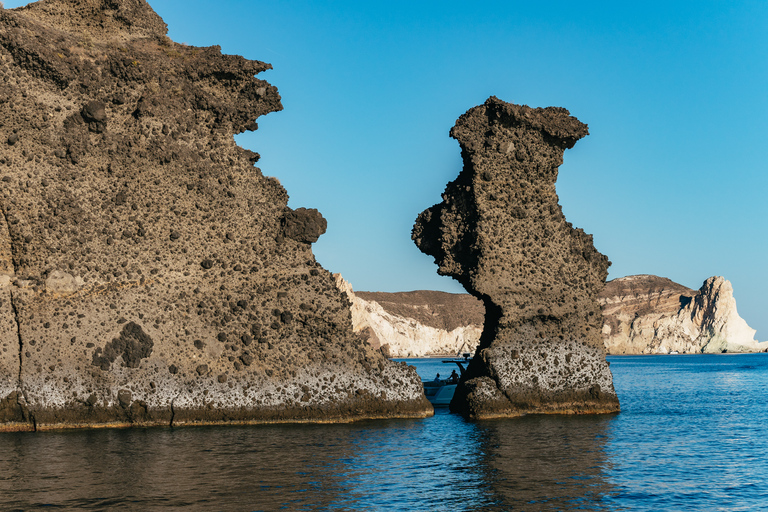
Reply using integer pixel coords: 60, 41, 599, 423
600, 275, 768, 354
334, 274, 482, 357
335, 273, 766, 357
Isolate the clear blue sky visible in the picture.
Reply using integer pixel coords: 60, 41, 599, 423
6, 1, 768, 338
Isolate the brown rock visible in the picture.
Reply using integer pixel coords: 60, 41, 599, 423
413, 97, 620, 419
279, 207, 327, 244
600, 275, 695, 354
0, 212, 18, 422
339, 274, 484, 357
0, 0, 430, 430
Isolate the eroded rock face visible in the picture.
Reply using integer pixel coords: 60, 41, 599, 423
0, 0, 429, 430
413, 97, 620, 419
335, 274, 483, 357
601, 275, 768, 354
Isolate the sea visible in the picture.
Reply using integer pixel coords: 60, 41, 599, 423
1, 354, 767, 511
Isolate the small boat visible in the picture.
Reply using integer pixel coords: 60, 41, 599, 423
423, 353, 471, 407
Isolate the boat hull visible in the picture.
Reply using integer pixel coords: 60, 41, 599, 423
423, 382, 457, 407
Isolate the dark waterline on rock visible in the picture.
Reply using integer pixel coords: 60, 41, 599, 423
1, 354, 767, 511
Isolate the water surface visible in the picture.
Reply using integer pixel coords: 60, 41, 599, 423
0, 354, 766, 511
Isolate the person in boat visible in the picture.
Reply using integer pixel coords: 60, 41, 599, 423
433, 373, 441, 383
448, 370, 458, 383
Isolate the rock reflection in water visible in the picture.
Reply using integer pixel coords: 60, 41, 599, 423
0, 411, 617, 511
476, 415, 618, 511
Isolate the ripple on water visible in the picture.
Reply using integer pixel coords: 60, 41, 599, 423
0, 355, 766, 511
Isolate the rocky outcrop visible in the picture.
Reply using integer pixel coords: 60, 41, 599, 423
0, 0, 430, 431
334, 274, 483, 357
600, 275, 768, 354
413, 97, 620, 419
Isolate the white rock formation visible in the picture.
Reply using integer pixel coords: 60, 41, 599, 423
334, 274, 482, 357
600, 275, 768, 354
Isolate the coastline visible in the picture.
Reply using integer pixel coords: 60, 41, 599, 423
0, 399, 434, 433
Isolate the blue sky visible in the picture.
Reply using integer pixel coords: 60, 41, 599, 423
6, 1, 768, 337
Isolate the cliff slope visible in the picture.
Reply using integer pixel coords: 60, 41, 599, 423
413, 97, 620, 419
0, 0, 429, 431
335, 274, 483, 357
600, 275, 768, 354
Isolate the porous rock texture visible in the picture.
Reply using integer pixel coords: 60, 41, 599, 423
334, 274, 483, 357
413, 97, 620, 419
600, 275, 768, 354
0, 0, 429, 431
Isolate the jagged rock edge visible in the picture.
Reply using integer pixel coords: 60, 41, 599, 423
413, 97, 619, 419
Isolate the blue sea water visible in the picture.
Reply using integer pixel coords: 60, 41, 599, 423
0, 354, 767, 511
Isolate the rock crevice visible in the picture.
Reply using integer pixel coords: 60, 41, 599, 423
413, 97, 620, 419
0, 205, 30, 428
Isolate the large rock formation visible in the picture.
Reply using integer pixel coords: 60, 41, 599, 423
413, 97, 620, 419
600, 275, 768, 354
335, 274, 483, 357
0, 0, 429, 431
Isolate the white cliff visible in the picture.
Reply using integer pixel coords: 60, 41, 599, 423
600, 275, 768, 354
335, 273, 766, 357
334, 274, 482, 357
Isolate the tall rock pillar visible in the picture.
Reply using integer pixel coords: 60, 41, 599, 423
413, 97, 620, 419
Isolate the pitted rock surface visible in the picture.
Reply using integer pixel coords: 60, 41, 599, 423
0, 0, 429, 430
92, 321, 154, 370
279, 207, 327, 244
0, 210, 23, 426
413, 97, 620, 419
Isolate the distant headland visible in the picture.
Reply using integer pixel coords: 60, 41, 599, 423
340, 274, 767, 356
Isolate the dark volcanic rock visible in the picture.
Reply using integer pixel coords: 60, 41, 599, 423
0, 0, 429, 430
279, 207, 327, 244
0, 212, 21, 427
91, 321, 154, 371
413, 97, 620, 419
